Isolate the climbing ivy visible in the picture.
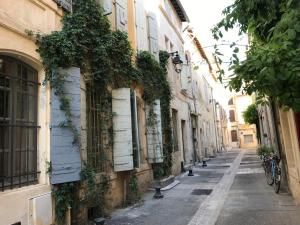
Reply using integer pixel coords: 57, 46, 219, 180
33, 0, 139, 145
212, 0, 300, 111
52, 183, 76, 225
31, 0, 139, 223
136, 51, 174, 177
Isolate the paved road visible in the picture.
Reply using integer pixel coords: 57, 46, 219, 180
106, 149, 300, 225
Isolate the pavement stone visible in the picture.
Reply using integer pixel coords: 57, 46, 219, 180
105, 149, 300, 225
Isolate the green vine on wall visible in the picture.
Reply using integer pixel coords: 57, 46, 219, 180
136, 51, 174, 178
30, 0, 139, 223
32, 0, 139, 145
52, 167, 110, 225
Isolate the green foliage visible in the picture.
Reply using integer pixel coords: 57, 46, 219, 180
159, 51, 174, 177
46, 161, 52, 175
52, 183, 76, 225
125, 170, 141, 205
257, 146, 274, 158
136, 51, 173, 178
34, 0, 139, 145
34, 0, 137, 223
243, 104, 258, 124
136, 51, 167, 104
80, 166, 110, 209
213, 0, 300, 111
52, 167, 110, 225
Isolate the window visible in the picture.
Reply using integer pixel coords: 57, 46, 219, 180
0, 56, 38, 191
228, 98, 233, 105
86, 83, 111, 173
231, 130, 238, 142
229, 110, 235, 122
172, 109, 179, 151
244, 134, 254, 143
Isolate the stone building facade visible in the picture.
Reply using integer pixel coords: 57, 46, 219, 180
0, 1, 230, 224
227, 94, 258, 149
259, 103, 300, 203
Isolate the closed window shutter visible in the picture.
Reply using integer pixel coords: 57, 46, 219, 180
135, 0, 147, 51
50, 67, 81, 184
147, 13, 159, 59
100, 0, 112, 15
146, 100, 163, 163
116, 0, 128, 32
112, 88, 134, 171
181, 64, 189, 90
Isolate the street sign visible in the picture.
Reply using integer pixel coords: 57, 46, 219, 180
54, 0, 72, 12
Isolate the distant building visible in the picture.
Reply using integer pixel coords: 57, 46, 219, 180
227, 94, 258, 149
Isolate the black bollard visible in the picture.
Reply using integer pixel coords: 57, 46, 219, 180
153, 187, 164, 199
202, 160, 207, 167
188, 169, 194, 176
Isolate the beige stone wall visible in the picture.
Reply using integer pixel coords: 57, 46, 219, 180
278, 110, 300, 203
0, 1, 63, 224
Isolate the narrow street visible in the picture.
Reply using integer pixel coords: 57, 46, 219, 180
106, 149, 300, 225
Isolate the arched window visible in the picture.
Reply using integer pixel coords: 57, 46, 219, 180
0, 55, 38, 191
228, 98, 233, 105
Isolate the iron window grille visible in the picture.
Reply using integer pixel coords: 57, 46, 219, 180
86, 82, 112, 173
0, 56, 39, 191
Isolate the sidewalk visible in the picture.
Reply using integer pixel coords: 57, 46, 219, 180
216, 149, 300, 225
105, 150, 239, 225
105, 149, 300, 225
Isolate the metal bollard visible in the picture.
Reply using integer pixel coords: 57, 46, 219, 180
188, 168, 194, 176
153, 187, 164, 199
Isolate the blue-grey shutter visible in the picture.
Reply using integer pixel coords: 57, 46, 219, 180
116, 0, 128, 32
50, 67, 81, 184
147, 13, 159, 59
135, 0, 147, 51
100, 0, 112, 15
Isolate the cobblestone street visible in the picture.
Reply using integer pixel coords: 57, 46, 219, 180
106, 149, 300, 225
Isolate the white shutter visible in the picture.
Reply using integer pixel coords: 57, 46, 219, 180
181, 64, 189, 91
146, 100, 163, 163
135, 0, 147, 51
116, 0, 128, 32
147, 13, 159, 59
112, 88, 134, 171
100, 0, 112, 15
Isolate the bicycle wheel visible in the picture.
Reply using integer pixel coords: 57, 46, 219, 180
274, 166, 281, 193
265, 161, 274, 185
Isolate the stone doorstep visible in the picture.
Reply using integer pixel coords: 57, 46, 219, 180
148, 180, 180, 191
151, 175, 175, 188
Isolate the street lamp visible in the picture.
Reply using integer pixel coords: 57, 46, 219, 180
169, 51, 183, 73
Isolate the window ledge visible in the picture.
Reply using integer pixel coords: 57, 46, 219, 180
0, 183, 50, 196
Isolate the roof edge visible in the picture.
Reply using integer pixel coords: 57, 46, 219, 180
169, 0, 190, 22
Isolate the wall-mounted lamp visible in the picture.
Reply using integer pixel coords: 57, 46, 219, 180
168, 51, 183, 73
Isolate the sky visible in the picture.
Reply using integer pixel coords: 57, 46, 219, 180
180, 0, 244, 106
181, 0, 248, 76
181, 0, 233, 46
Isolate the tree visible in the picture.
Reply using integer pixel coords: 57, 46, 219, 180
243, 104, 258, 125
212, 0, 300, 111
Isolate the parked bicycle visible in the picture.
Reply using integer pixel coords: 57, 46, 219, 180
258, 146, 281, 193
